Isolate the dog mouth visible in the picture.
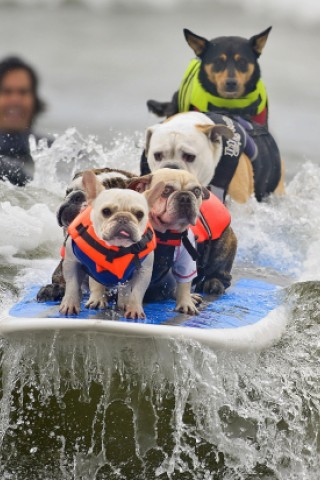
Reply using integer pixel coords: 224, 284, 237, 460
151, 210, 195, 231
114, 228, 133, 240
105, 225, 139, 246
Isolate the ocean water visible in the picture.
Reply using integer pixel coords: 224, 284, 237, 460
0, 2, 320, 479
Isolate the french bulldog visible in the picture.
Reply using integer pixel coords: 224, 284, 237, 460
37, 167, 135, 303
60, 170, 160, 319
129, 168, 237, 314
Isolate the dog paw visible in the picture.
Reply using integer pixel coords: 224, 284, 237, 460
175, 299, 199, 315
85, 296, 107, 310
203, 278, 225, 295
59, 297, 81, 316
191, 293, 203, 306
124, 304, 146, 319
37, 283, 65, 302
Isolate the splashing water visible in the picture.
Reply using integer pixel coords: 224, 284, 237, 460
0, 130, 320, 479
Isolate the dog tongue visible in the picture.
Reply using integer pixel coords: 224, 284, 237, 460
119, 230, 130, 237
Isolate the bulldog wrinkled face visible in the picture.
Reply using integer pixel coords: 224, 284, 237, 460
145, 113, 230, 187
92, 189, 149, 247
147, 169, 206, 233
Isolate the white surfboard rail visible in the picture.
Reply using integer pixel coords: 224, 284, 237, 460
0, 305, 288, 352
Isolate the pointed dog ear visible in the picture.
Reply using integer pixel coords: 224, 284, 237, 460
183, 28, 209, 57
81, 170, 104, 204
196, 124, 234, 142
249, 26, 272, 57
202, 187, 211, 200
127, 174, 153, 193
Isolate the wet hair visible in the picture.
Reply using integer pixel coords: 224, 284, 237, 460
0, 56, 46, 125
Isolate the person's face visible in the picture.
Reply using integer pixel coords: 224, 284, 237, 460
0, 69, 35, 131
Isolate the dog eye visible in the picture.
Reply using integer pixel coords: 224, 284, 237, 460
236, 58, 248, 71
101, 207, 112, 217
135, 210, 144, 221
154, 152, 163, 161
193, 187, 202, 198
182, 152, 196, 163
162, 186, 174, 197
213, 58, 226, 71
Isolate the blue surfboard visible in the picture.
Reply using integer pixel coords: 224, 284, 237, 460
0, 275, 289, 351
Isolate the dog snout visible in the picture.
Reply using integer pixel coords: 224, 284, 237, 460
225, 78, 238, 92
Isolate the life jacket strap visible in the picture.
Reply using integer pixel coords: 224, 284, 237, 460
181, 230, 199, 261
156, 230, 184, 246
155, 229, 198, 261
75, 224, 153, 264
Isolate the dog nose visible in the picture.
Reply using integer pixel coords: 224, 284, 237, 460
179, 193, 192, 204
117, 215, 129, 224
70, 191, 86, 204
225, 78, 238, 91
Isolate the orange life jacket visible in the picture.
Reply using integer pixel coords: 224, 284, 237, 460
192, 192, 231, 242
68, 206, 156, 285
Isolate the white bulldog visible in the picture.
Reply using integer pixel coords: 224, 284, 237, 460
145, 111, 257, 203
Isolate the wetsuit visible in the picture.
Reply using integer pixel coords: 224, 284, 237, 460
0, 131, 52, 186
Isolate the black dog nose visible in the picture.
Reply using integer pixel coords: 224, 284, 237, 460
69, 190, 86, 204
179, 193, 192, 204
225, 78, 238, 91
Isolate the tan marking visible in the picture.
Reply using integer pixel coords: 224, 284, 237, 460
234, 53, 241, 61
204, 61, 255, 98
227, 153, 254, 203
220, 53, 227, 61
233, 63, 255, 96
274, 159, 286, 195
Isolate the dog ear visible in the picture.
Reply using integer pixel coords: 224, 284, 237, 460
127, 174, 153, 193
183, 29, 209, 57
145, 126, 156, 155
202, 187, 211, 200
196, 124, 234, 142
81, 170, 105, 204
145, 181, 166, 208
249, 26, 272, 57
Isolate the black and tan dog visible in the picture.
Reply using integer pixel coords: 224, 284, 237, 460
143, 27, 285, 202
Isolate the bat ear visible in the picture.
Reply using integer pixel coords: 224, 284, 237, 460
183, 28, 209, 57
249, 26, 272, 56
82, 170, 104, 204
127, 174, 153, 193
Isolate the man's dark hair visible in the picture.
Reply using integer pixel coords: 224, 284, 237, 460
0, 56, 46, 125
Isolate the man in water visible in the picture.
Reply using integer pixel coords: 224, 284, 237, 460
0, 56, 49, 186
